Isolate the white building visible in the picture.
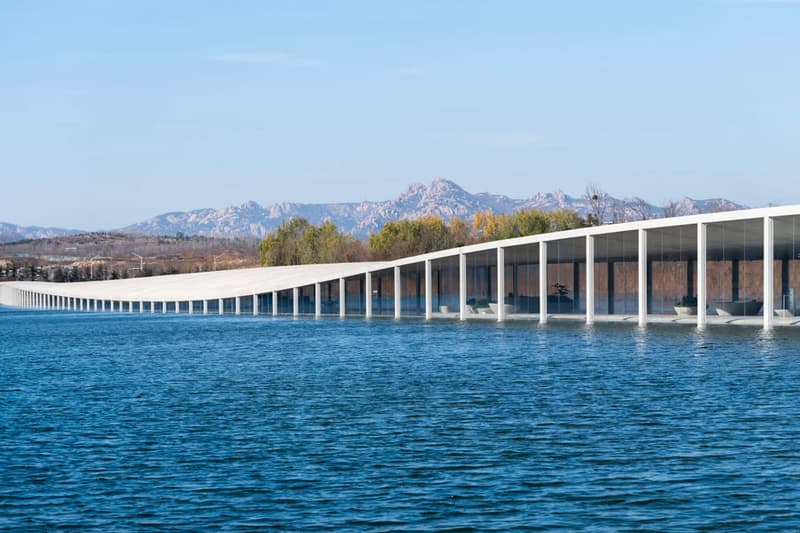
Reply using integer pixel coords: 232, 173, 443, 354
3, 205, 800, 329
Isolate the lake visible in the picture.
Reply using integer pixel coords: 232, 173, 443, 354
2, 307, 800, 530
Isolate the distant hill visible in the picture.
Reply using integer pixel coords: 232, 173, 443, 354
0, 222, 84, 244
120, 178, 747, 239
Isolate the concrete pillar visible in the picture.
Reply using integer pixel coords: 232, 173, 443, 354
586, 235, 595, 325
218, 298, 224, 315
497, 247, 506, 322
424, 259, 432, 320
459, 253, 467, 321
764, 216, 774, 330
638, 228, 648, 327
339, 278, 346, 318
203, 300, 208, 315
292, 288, 299, 316
236, 296, 242, 316
315, 283, 321, 317
539, 242, 548, 324
365, 272, 373, 318
697, 223, 707, 329
394, 266, 402, 319
272, 292, 278, 316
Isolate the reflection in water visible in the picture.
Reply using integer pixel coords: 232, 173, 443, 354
1, 307, 800, 530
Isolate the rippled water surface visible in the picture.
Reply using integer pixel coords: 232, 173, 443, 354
2, 307, 800, 530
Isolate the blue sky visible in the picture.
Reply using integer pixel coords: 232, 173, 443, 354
1, 0, 798, 229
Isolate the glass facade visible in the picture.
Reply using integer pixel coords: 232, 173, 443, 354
239, 295, 254, 314
319, 281, 339, 315
465, 250, 496, 316
257, 293, 273, 315
345, 276, 366, 315
371, 268, 395, 317
647, 225, 697, 315
774, 216, 800, 317
299, 285, 315, 315
400, 262, 425, 317
502, 243, 540, 315
547, 237, 586, 315
594, 231, 638, 315
707, 219, 764, 317
431, 256, 459, 315
276, 290, 292, 315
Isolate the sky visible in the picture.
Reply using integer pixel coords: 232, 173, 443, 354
1, 0, 798, 230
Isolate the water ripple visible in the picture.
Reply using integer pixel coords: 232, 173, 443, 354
2, 309, 800, 529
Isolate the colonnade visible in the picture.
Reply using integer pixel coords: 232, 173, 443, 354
0, 215, 790, 330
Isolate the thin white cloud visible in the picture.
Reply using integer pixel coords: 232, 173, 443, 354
209, 52, 319, 67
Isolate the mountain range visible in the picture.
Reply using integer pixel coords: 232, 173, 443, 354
1, 178, 746, 243
0, 223, 84, 244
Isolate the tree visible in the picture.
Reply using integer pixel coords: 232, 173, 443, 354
260, 218, 366, 266
585, 184, 608, 225
629, 197, 654, 221
368, 216, 457, 260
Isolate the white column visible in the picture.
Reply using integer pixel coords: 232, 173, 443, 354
315, 283, 321, 317
586, 235, 595, 325
394, 266, 402, 319
638, 228, 648, 327
272, 292, 278, 316
236, 296, 242, 316
539, 242, 548, 324
424, 259, 432, 320
365, 272, 373, 318
203, 300, 208, 315
497, 247, 506, 322
292, 288, 299, 316
253, 294, 258, 316
339, 278, 346, 317
697, 223, 707, 329
218, 298, 224, 315
459, 253, 467, 321
764, 216, 774, 330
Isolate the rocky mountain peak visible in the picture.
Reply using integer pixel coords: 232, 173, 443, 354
113, 178, 747, 240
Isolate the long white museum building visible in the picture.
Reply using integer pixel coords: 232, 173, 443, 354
3, 206, 800, 329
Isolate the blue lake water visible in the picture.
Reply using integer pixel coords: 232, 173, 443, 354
2, 307, 800, 530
